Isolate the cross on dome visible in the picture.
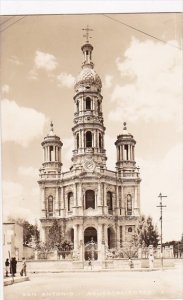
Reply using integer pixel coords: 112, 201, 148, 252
82, 25, 93, 43
48, 121, 55, 136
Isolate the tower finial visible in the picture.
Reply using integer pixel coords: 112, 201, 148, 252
123, 122, 127, 130
82, 25, 93, 43
48, 121, 54, 136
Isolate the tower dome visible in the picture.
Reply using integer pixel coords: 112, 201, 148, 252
74, 67, 102, 92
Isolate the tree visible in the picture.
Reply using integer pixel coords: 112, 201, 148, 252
7, 217, 40, 246
136, 215, 159, 247
47, 219, 63, 249
121, 233, 139, 258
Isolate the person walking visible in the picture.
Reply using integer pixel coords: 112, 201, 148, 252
20, 257, 27, 276
5, 258, 10, 277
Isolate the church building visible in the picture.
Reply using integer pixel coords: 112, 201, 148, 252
38, 31, 141, 261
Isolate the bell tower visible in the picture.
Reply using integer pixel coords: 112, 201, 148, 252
115, 122, 138, 176
39, 122, 63, 178
71, 27, 107, 171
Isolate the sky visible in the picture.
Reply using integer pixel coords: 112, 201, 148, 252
0, 13, 182, 241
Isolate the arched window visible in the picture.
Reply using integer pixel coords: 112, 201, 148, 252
128, 227, 132, 233
76, 133, 79, 149
48, 195, 53, 217
86, 131, 92, 148
99, 133, 102, 149
124, 144, 129, 160
85, 190, 95, 209
97, 100, 100, 114
49, 146, 54, 161
76, 101, 79, 113
107, 191, 113, 213
127, 194, 132, 215
86, 97, 91, 110
68, 192, 73, 212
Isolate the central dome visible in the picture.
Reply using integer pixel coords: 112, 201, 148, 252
74, 66, 102, 92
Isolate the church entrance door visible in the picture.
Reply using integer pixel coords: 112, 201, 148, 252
84, 227, 98, 260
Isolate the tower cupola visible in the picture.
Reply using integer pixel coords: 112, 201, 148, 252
115, 122, 137, 176
39, 122, 63, 178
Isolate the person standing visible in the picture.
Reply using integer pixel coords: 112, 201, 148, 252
5, 258, 10, 277
11, 257, 17, 277
148, 253, 154, 269
20, 257, 27, 276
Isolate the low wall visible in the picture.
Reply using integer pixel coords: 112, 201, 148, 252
26, 260, 84, 272
105, 259, 141, 269
6, 258, 175, 274
141, 258, 175, 268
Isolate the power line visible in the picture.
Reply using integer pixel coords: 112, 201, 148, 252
0, 16, 26, 33
103, 14, 181, 50
0, 16, 15, 26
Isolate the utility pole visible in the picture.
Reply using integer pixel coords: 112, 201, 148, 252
157, 193, 167, 269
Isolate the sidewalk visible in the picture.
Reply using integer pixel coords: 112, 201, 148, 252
4, 276, 30, 286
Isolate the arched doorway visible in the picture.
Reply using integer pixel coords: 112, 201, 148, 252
84, 227, 98, 260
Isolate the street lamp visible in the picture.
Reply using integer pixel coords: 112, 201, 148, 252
157, 193, 167, 269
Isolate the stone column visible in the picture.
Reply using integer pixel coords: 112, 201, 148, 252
104, 224, 108, 248
116, 185, 119, 214
116, 225, 120, 249
122, 145, 124, 160
93, 130, 96, 148
60, 187, 65, 217
43, 147, 45, 162
78, 224, 83, 261
73, 225, 78, 251
73, 183, 77, 206
55, 146, 57, 161
121, 186, 125, 216
132, 145, 135, 160
55, 187, 60, 216
40, 226, 46, 243
103, 183, 108, 214
82, 130, 84, 149
78, 130, 81, 149
122, 226, 126, 245
41, 187, 46, 217
78, 182, 82, 207
97, 182, 101, 206
98, 224, 104, 260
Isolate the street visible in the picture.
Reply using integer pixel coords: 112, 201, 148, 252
4, 265, 183, 300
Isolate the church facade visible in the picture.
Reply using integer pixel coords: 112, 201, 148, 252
38, 36, 141, 261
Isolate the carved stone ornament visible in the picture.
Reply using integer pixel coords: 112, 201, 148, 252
83, 158, 95, 172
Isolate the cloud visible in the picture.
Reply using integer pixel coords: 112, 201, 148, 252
18, 166, 39, 178
1, 99, 47, 147
34, 50, 57, 71
2, 181, 39, 223
62, 137, 73, 171
109, 38, 182, 126
8, 55, 21, 65
57, 72, 75, 88
137, 142, 183, 241
105, 134, 116, 170
29, 68, 39, 80
103, 75, 113, 89
1, 84, 10, 94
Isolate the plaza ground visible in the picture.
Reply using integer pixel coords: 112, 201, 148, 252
3, 262, 183, 300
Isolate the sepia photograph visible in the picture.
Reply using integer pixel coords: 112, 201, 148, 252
1, 2, 183, 299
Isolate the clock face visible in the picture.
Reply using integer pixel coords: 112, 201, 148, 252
83, 159, 95, 171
